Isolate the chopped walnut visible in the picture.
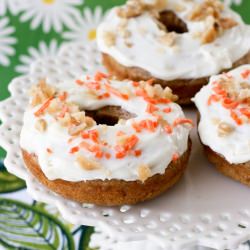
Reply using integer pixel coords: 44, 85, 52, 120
76, 154, 101, 171
103, 31, 116, 47
163, 87, 178, 102
201, 17, 219, 44
217, 122, 235, 137
189, 0, 237, 44
219, 17, 238, 30
116, 0, 144, 18
189, 0, 224, 21
68, 123, 87, 136
158, 32, 176, 47
30, 80, 56, 107
138, 164, 152, 182
116, 0, 166, 18
35, 119, 47, 132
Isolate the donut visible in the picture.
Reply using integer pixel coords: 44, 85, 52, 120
20, 73, 193, 206
193, 65, 250, 186
97, 0, 250, 105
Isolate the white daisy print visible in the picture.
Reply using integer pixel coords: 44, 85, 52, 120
15, 39, 60, 74
19, 0, 84, 33
0, 17, 16, 67
63, 6, 106, 43
0, 0, 26, 16
223, 0, 242, 6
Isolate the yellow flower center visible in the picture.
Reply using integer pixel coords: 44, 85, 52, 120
42, 0, 55, 4
88, 29, 97, 41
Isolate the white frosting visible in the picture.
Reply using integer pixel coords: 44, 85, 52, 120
193, 65, 250, 164
97, 0, 250, 80
20, 75, 192, 182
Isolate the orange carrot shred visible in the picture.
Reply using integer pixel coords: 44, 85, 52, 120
105, 153, 111, 159
230, 110, 243, 125
134, 150, 142, 157
163, 107, 172, 113
69, 146, 79, 154
76, 79, 84, 86
172, 153, 179, 162
241, 69, 250, 79
58, 91, 68, 101
222, 98, 239, 110
146, 103, 159, 113
132, 81, 139, 87
34, 97, 54, 117
164, 125, 173, 134
207, 94, 220, 106
173, 118, 193, 127
105, 83, 129, 100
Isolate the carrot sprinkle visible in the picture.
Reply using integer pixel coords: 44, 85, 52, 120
134, 150, 142, 157
241, 69, 250, 79
94, 71, 108, 81
172, 153, 179, 162
58, 91, 68, 101
69, 146, 79, 154
105, 83, 129, 100
76, 79, 84, 86
82, 130, 99, 143
163, 107, 172, 113
117, 131, 126, 136
105, 153, 111, 159
164, 125, 173, 134
240, 108, 250, 119
98, 92, 110, 99
173, 118, 193, 127
146, 103, 159, 113
222, 98, 239, 110
34, 97, 54, 117
230, 110, 243, 125
132, 81, 139, 87
207, 94, 220, 106
57, 105, 69, 118
115, 151, 126, 159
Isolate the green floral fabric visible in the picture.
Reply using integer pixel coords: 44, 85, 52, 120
0, 1, 249, 249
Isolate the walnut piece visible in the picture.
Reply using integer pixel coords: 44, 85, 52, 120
30, 80, 56, 107
35, 119, 47, 132
158, 32, 176, 47
76, 155, 101, 171
138, 164, 152, 182
217, 122, 235, 137
103, 31, 116, 47
116, 0, 167, 18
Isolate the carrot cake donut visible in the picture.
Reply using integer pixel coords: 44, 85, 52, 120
193, 65, 250, 186
97, 0, 250, 105
20, 73, 193, 206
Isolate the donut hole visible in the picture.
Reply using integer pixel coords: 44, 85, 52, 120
159, 10, 188, 34
85, 106, 136, 126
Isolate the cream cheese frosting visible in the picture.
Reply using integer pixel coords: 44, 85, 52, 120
20, 73, 192, 182
97, 0, 250, 81
193, 65, 250, 164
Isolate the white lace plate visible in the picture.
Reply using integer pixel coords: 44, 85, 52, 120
1, 41, 250, 250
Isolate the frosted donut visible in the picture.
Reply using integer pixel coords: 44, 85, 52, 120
193, 65, 250, 186
97, 0, 250, 104
20, 72, 192, 206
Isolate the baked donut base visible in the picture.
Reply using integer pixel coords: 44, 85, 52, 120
102, 51, 250, 105
203, 145, 250, 186
21, 140, 191, 206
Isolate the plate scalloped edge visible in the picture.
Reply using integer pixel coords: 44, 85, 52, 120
0, 41, 250, 250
